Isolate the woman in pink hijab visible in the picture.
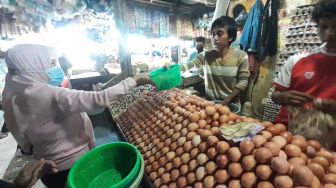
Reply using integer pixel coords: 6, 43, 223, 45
2, 44, 152, 188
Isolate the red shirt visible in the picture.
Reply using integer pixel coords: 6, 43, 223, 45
273, 47, 336, 124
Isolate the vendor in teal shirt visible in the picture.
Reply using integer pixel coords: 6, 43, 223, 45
187, 37, 205, 66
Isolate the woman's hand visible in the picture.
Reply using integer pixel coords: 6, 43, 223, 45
133, 74, 156, 87
13, 159, 58, 188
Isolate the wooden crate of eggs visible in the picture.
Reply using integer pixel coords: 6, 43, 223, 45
116, 88, 336, 188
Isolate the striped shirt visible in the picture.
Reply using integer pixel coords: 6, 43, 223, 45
191, 48, 249, 102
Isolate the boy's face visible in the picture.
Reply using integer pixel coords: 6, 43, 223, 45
211, 26, 232, 51
319, 17, 336, 48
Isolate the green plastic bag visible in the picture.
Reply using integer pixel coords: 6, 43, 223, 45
149, 64, 181, 91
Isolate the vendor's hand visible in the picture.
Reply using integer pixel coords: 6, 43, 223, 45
13, 159, 58, 188
222, 98, 231, 106
133, 74, 156, 87
314, 98, 336, 114
272, 90, 313, 106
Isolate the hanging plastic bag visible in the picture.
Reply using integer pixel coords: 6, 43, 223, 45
287, 105, 336, 149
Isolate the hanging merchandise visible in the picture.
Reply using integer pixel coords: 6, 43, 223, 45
176, 17, 194, 40
255, 0, 280, 61
126, 5, 169, 37
84, 0, 112, 13
240, 0, 263, 53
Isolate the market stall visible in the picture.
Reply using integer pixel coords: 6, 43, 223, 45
109, 87, 336, 187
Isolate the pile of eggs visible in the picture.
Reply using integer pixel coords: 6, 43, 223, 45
117, 89, 336, 188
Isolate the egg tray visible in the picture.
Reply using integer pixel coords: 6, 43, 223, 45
116, 88, 336, 188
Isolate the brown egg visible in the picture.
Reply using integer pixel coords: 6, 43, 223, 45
308, 162, 325, 180
198, 119, 207, 129
252, 135, 267, 148
215, 169, 230, 184
256, 165, 272, 180
173, 157, 182, 168
255, 147, 273, 164
323, 184, 336, 188
189, 159, 198, 172
177, 176, 187, 188
322, 174, 336, 184
279, 131, 293, 143
205, 161, 217, 174
241, 172, 257, 188
271, 136, 287, 149
170, 142, 178, 151
188, 122, 199, 132
271, 157, 290, 175
161, 173, 171, 184
292, 165, 314, 186
273, 175, 293, 188
267, 126, 281, 136
284, 144, 301, 157
216, 154, 229, 168
239, 140, 255, 155
187, 172, 196, 185
264, 142, 280, 156
149, 172, 158, 181
199, 142, 208, 153
228, 147, 242, 162
316, 150, 334, 164
260, 131, 273, 141
175, 147, 184, 157
312, 156, 330, 171
181, 153, 191, 164
183, 141, 193, 153
171, 169, 180, 181
242, 155, 257, 171
207, 147, 218, 160
257, 181, 274, 188
180, 164, 189, 176
187, 132, 197, 141
194, 182, 203, 188
228, 180, 241, 188
211, 127, 220, 136
204, 176, 215, 188
228, 163, 243, 178
291, 138, 308, 152
216, 141, 230, 154
197, 153, 209, 166
153, 178, 161, 188
218, 106, 230, 115
307, 140, 321, 152
278, 150, 288, 160
206, 106, 216, 115
219, 114, 229, 124
196, 166, 206, 181
274, 123, 287, 132
312, 176, 321, 188
190, 148, 199, 159
328, 165, 336, 174
207, 136, 219, 147
189, 112, 200, 123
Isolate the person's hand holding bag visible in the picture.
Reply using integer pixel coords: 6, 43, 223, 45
133, 74, 156, 88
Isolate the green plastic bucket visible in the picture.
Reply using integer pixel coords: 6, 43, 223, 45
149, 64, 181, 91
67, 142, 143, 188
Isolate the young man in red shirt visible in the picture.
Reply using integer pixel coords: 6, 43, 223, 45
272, 0, 336, 149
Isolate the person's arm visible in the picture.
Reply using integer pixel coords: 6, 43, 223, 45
271, 53, 313, 106
55, 75, 153, 114
223, 51, 250, 105
187, 52, 205, 70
